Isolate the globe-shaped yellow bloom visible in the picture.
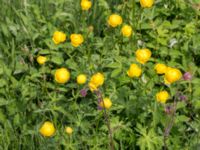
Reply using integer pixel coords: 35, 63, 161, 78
140, 0, 154, 8
77, 74, 87, 84
99, 98, 112, 109
65, 127, 73, 135
81, 0, 92, 10
88, 82, 98, 92
88, 73, 104, 92
37, 56, 47, 65
52, 31, 66, 44
70, 34, 84, 47
108, 14, 123, 27
156, 91, 169, 103
135, 48, 152, 64
154, 63, 167, 74
164, 68, 182, 84
90, 73, 104, 87
54, 68, 70, 84
127, 64, 142, 78
39, 121, 55, 137
121, 25, 132, 37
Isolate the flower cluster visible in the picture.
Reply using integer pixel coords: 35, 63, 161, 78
36, 0, 190, 140
108, 14, 133, 38
40, 121, 73, 137
52, 31, 84, 47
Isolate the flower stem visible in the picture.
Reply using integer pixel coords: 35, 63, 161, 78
95, 90, 114, 150
163, 98, 177, 150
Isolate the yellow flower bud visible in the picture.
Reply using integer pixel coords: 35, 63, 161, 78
37, 56, 47, 65
65, 127, 73, 135
99, 98, 112, 109
121, 25, 132, 37
77, 74, 87, 84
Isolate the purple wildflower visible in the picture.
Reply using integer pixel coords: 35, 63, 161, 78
97, 97, 103, 110
165, 105, 172, 115
176, 92, 187, 101
80, 89, 88, 97
183, 72, 192, 81
179, 95, 187, 101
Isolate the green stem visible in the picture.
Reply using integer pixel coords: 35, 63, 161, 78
96, 90, 114, 150
153, 101, 157, 128
132, 0, 136, 49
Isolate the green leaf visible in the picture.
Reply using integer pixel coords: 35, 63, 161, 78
175, 115, 190, 123
38, 49, 51, 55
0, 98, 10, 106
0, 79, 7, 88
105, 62, 121, 68
111, 68, 122, 78
50, 56, 64, 65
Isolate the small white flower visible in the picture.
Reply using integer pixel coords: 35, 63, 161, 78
169, 38, 177, 48
137, 40, 143, 47
141, 75, 147, 84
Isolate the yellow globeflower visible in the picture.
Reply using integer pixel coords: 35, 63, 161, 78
140, 0, 154, 8
39, 121, 56, 137
135, 48, 152, 64
37, 56, 47, 65
156, 91, 169, 104
90, 73, 104, 87
54, 68, 70, 84
88, 82, 98, 92
52, 31, 66, 44
108, 14, 123, 27
77, 74, 87, 84
127, 64, 142, 78
164, 68, 182, 84
121, 25, 132, 37
154, 63, 167, 74
65, 127, 73, 135
99, 98, 112, 109
70, 34, 84, 47
81, 0, 92, 10
89, 72, 104, 92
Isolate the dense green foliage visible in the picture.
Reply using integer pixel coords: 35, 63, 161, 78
0, 0, 200, 149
